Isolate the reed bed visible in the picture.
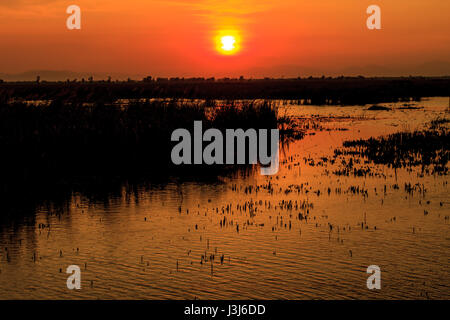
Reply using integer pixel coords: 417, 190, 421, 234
0, 99, 292, 186
336, 124, 449, 174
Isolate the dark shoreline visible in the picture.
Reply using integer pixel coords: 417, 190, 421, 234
1, 76, 449, 105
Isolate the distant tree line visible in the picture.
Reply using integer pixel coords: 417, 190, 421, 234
0, 76, 449, 105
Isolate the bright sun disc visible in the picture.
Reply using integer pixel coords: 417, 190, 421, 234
221, 36, 236, 51
215, 31, 241, 55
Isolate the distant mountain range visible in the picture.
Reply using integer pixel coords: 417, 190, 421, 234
246, 61, 450, 78
339, 61, 450, 77
1, 61, 449, 81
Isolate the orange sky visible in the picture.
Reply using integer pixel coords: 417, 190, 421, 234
0, 0, 449, 78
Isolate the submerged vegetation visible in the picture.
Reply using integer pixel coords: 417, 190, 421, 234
334, 120, 449, 175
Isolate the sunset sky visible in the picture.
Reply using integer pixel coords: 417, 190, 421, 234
1, 0, 449, 79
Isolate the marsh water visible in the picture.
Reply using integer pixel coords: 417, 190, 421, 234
0, 97, 448, 299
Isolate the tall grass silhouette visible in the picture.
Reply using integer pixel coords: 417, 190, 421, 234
0, 99, 293, 185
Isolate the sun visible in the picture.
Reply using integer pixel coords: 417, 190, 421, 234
215, 30, 241, 55
221, 36, 236, 52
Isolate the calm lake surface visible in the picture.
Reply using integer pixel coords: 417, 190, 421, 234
0, 97, 448, 299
